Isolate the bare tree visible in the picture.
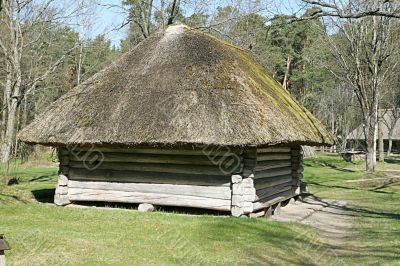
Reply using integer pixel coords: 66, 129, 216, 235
297, 0, 400, 19
319, 0, 399, 171
0, 0, 83, 162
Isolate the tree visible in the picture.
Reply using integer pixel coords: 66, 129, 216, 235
297, 0, 400, 19
0, 0, 92, 162
381, 71, 400, 156
318, 1, 399, 171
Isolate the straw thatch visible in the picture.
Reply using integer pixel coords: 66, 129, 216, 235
347, 110, 400, 141
19, 25, 333, 148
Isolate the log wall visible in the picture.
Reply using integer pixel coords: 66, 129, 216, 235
56, 147, 242, 211
54, 145, 304, 216
231, 147, 303, 215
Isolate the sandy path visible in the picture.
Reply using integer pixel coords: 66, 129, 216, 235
272, 196, 353, 247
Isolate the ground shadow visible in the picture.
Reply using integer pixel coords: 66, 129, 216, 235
385, 158, 400, 164
29, 175, 54, 182
66, 201, 231, 216
304, 162, 356, 173
305, 194, 400, 221
31, 188, 55, 203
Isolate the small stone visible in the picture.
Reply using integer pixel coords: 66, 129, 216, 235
138, 203, 155, 212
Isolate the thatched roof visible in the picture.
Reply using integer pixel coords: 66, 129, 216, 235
348, 110, 400, 141
19, 25, 333, 148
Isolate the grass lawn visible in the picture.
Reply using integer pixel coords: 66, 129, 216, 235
0, 153, 399, 265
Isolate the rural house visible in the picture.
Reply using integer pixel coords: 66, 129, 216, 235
19, 25, 332, 217
347, 109, 400, 153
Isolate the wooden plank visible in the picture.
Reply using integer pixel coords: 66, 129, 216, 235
257, 147, 291, 153
68, 168, 231, 187
73, 147, 242, 156
255, 160, 291, 172
67, 188, 231, 211
252, 190, 293, 212
257, 153, 291, 161
254, 168, 292, 179
69, 161, 242, 176
68, 180, 232, 200
69, 152, 241, 167
254, 174, 292, 190
253, 182, 292, 201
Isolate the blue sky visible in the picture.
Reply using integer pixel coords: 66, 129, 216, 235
90, 0, 303, 47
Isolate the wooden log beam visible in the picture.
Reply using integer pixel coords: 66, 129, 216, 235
257, 147, 291, 153
68, 180, 232, 200
255, 160, 291, 172
252, 189, 293, 212
257, 153, 291, 161
253, 183, 292, 202
67, 188, 232, 211
254, 174, 292, 190
69, 152, 241, 167
253, 181, 292, 201
73, 147, 242, 156
69, 161, 242, 176
254, 168, 292, 179
68, 168, 231, 187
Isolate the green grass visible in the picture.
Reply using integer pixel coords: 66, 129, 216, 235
0, 153, 399, 265
304, 153, 400, 265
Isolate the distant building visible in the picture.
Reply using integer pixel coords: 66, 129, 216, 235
347, 109, 400, 153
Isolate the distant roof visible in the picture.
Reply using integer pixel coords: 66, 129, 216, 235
19, 25, 333, 148
348, 109, 400, 140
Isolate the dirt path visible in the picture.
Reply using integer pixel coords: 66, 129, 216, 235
272, 196, 353, 247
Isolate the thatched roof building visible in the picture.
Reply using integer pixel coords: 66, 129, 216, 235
347, 110, 400, 152
19, 25, 332, 217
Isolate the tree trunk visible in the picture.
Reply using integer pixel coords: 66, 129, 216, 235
364, 114, 377, 172
0, 65, 21, 163
77, 41, 84, 85
282, 56, 291, 90
387, 128, 394, 156
1, 97, 19, 162
378, 113, 384, 162
1, 63, 12, 141
167, 0, 179, 25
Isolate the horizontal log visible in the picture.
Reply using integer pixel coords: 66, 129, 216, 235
69, 161, 242, 176
253, 182, 292, 201
255, 160, 291, 172
68, 168, 231, 187
254, 168, 292, 179
252, 189, 293, 212
257, 147, 291, 153
69, 152, 242, 167
254, 174, 292, 190
67, 188, 231, 211
68, 180, 232, 200
257, 153, 291, 161
72, 147, 242, 156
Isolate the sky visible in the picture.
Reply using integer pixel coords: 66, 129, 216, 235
88, 0, 303, 47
